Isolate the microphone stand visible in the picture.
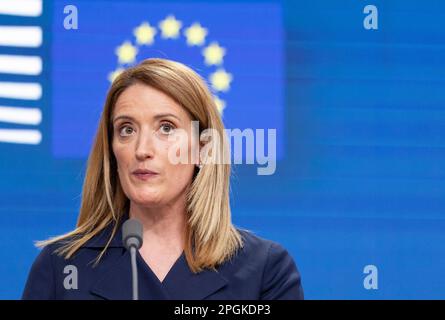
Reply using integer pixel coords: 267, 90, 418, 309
122, 218, 143, 301
130, 246, 138, 300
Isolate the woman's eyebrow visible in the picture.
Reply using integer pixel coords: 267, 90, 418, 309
153, 113, 181, 122
112, 115, 136, 124
112, 113, 181, 124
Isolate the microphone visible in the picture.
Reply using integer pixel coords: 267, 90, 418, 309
122, 218, 143, 300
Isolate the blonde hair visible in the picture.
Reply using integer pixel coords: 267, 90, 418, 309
38, 58, 243, 272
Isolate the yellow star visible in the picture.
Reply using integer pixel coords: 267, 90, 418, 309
214, 96, 226, 114
115, 41, 138, 64
209, 69, 232, 92
202, 42, 226, 65
184, 22, 208, 46
133, 22, 157, 45
108, 67, 124, 83
159, 15, 182, 39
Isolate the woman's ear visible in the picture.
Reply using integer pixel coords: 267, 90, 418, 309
195, 145, 202, 170
194, 140, 207, 170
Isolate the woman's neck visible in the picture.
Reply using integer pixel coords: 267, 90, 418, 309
128, 199, 187, 252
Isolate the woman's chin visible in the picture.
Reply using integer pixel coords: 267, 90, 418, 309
131, 196, 163, 208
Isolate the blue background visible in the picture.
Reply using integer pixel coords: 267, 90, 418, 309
1, 0, 445, 299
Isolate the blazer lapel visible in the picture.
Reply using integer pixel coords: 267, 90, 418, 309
161, 253, 228, 300
89, 249, 170, 300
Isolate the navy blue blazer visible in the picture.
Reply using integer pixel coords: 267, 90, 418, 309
22, 219, 304, 300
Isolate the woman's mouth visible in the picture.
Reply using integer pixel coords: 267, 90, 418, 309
132, 172, 159, 181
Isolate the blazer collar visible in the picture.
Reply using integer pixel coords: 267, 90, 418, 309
81, 212, 130, 249
81, 222, 124, 248
86, 213, 228, 300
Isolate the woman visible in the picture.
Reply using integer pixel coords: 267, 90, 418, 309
22, 58, 304, 300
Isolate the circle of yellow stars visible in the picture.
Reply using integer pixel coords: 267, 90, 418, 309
109, 15, 232, 115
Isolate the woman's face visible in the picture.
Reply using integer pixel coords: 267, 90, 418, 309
112, 82, 196, 209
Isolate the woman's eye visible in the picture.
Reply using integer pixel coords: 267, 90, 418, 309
119, 125, 134, 137
160, 123, 175, 135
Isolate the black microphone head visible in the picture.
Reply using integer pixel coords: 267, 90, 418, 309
122, 218, 143, 250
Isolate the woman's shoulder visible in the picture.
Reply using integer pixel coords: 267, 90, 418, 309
24, 239, 77, 280
30, 240, 68, 266
232, 227, 298, 271
39, 222, 118, 254
236, 228, 289, 256
27, 228, 110, 270
22, 230, 116, 300
232, 228, 304, 299
22, 242, 60, 299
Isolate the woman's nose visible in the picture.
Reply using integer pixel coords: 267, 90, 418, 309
135, 130, 155, 160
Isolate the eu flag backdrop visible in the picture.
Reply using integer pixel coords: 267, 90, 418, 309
51, 0, 285, 159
